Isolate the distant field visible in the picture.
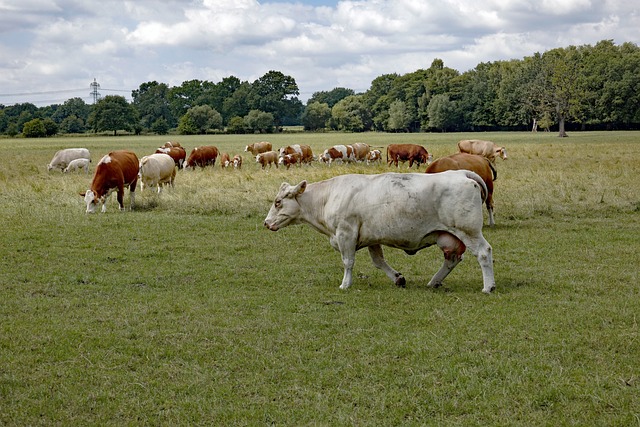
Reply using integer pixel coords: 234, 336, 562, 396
0, 131, 639, 425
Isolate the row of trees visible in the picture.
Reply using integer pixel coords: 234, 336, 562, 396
1, 40, 639, 137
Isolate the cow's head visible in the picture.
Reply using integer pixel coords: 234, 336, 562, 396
497, 147, 507, 160
264, 181, 307, 231
81, 190, 100, 214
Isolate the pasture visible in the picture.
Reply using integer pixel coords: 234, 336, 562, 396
0, 131, 639, 425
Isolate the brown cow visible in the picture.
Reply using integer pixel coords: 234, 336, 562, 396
245, 141, 273, 156
352, 142, 371, 162
163, 141, 182, 148
256, 150, 279, 169
81, 150, 139, 213
425, 153, 496, 226
232, 155, 243, 169
155, 146, 187, 169
387, 144, 432, 168
279, 152, 302, 169
457, 139, 507, 165
185, 146, 219, 169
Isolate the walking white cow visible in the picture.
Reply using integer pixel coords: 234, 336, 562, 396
264, 170, 495, 293
47, 148, 91, 172
138, 153, 176, 193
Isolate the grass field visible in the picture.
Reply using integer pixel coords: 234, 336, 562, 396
0, 131, 639, 425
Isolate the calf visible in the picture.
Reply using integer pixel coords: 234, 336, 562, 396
426, 153, 497, 226
81, 150, 138, 213
233, 155, 243, 169
386, 143, 432, 168
264, 171, 495, 293
366, 149, 382, 165
48, 148, 91, 172
278, 144, 314, 164
279, 153, 301, 169
219, 153, 231, 168
64, 158, 91, 174
256, 150, 279, 169
139, 153, 176, 193
184, 146, 219, 169
457, 139, 507, 165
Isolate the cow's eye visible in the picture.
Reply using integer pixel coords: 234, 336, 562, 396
274, 199, 282, 208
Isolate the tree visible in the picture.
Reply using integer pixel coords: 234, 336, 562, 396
301, 102, 331, 131
88, 95, 137, 136
131, 81, 175, 131
178, 105, 222, 135
387, 99, 410, 132
52, 97, 90, 125
427, 94, 456, 131
22, 118, 46, 137
244, 110, 274, 133
331, 95, 372, 132
308, 87, 355, 108
59, 115, 85, 134
249, 71, 302, 127
226, 116, 246, 134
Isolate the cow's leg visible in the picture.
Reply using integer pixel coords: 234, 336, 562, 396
333, 231, 358, 290
486, 195, 495, 227
427, 232, 465, 288
129, 181, 137, 210
368, 245, 405, 287
457, 233, 495, 293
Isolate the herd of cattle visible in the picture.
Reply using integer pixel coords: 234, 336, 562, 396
47, 138, 507, 292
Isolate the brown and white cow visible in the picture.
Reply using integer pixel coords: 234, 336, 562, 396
233, 155, 243, 169
386, 144, 432, 168
48, 148, 91, 172
155, 146, 187, 169
264, 170, 495, 293
139, 153, 176, 193
256, 150, 279, 169
184, 146, 219, 169
279, 152, 302, 169
351, 142, 371, 162
366, 149, 382, 165
81, 150, 138, 213
426, 153, 497, 226
278, 144, 313, 164
219, 153, 231, 168
162, 141, 182, 148
457, 139, 507, 165
245, 141, 273, 156
319, 145, 355, 165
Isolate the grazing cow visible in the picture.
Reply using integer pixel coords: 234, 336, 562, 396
366, 149, 382, 165
426, 153, 497, 227
81, 150, 138, 213
245, 141, 273, 156
233, 155, 243, 169
278, 144, 314, 164
155, 146, 187, 169
319, 145, 355, 165
138, 153, 176, 193
184, 146, 219, 169
256, 150, 279, 169
457, 139, 507, 164
264, 170, 495, 293
47, 148, 91, 172
64, 158, 91, 174
351, 142, 371, 162
219, 153, 231, 168
386, 144, 432, 168
279, 153, 302, 169
162, 141, 182, 148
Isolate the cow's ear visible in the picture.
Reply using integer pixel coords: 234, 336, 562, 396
295, 180, 307, 195
79, 192, 85, 197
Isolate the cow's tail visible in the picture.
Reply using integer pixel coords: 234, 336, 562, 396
464, 170, 488, 203
487, 160, 497, 181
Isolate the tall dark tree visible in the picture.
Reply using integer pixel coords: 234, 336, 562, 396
249, 71, 302, 127
131, 81, 175, 131
88, 95, 137, 136
308, 87, 355, 108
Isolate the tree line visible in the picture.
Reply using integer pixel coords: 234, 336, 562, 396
1, 40, 638, 138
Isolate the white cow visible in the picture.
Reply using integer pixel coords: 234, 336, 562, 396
457, 139, 507, 164
138, 153, 176, 193
63, 158, 91, 174
47, 148, 91, 172
264, 170, 495, 293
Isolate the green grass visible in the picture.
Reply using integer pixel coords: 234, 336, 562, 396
0, 132, 639, 425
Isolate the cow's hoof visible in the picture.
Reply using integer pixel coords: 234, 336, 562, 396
395, 274, 406, 288
482, 285, 496, 294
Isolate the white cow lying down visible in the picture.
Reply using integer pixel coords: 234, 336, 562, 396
264, 170, 496, 293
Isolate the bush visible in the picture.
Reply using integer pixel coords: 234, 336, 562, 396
22, 119, 46, 137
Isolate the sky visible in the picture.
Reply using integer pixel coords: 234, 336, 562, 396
0, 0, 638, 107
